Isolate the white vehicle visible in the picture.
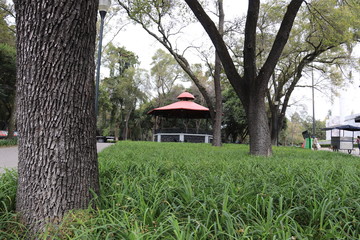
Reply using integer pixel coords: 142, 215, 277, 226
0, 131, 18, 139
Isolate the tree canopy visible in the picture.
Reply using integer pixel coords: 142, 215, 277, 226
99, 44, 150, 140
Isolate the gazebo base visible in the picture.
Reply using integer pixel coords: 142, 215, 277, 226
154, 133, 212, 143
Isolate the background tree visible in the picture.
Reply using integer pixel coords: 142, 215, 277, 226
0, 0, 15, 45
100, 44, 149, 140
222, 84, 248, 143
151, 49, 183, 106
14, 0, 99, 232
130, 101, 156, 141
259, 0, 360, 144
281, 112, 326, 145
302, 117, 326, 140
184, 0, 305, 156
282, 112, 304, 145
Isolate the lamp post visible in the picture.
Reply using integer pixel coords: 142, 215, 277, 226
95, 0, 111, 117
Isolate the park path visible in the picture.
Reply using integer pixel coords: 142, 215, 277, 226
0, 143, 113, 173
320, 148, 360, 156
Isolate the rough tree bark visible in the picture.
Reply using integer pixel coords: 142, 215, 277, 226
14, 0, 99, 232
184, 0, 304, 156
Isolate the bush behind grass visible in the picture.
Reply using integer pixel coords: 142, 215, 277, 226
0, 138, 17, 147
1, 141, 360, 239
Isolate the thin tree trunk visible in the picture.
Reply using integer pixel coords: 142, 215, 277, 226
123, 110, 132, 141
14, 0, 99, 232
212, 0, 224, 147
6, 96, 16, 139
270, 105, 278, 145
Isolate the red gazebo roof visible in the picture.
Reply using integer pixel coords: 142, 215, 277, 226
148, 92, 211, 119
177, 92, 195, 100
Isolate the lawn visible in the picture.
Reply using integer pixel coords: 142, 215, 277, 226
1, 141, 360, 239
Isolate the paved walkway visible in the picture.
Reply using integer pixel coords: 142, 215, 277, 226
0, 143, 113, 173
319, 146, 360, 157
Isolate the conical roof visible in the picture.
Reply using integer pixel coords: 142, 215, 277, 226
177, 92, 195, 100
148, 92, 210, 119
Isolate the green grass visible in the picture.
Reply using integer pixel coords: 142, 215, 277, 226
1, 141, 360, 239
0, 138, 17, 147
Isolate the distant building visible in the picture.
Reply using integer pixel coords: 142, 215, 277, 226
356, 115, 360, 123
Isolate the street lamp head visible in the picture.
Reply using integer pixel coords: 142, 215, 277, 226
99, 0, 111, 13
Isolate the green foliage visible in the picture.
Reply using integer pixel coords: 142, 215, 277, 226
104, 43, 139, 78
3, 142, 360, 238
99, 44, 150, 139
282, 113, 326, 145
151, 49, 184, 103
282, 113, 307, 145
0, 43, 16, 130
0, 170, 17, 212
0, 1, 15, 46
0, 170, 26, 238
0, 138, 17, 147
0, 44, 16, 96
301, 118, 326, 140
259, 0, 360, 144
222, 85, 248, 143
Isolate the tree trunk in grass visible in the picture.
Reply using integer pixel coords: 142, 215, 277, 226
14, 0, 99, 233
184, 0, 304, 156
247, 91, 272, 156
212, 0, 224, 147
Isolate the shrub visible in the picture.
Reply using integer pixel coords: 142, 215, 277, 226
0, 138, 18, 147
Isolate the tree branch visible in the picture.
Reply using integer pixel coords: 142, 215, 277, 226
183, 0, 245, 103
257, 0, 304, 90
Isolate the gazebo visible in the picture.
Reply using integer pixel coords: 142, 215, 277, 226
148, 92, 212, 143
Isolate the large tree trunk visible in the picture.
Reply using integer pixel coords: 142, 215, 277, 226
14, 0, 99, 233
247, 93, 272, 156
